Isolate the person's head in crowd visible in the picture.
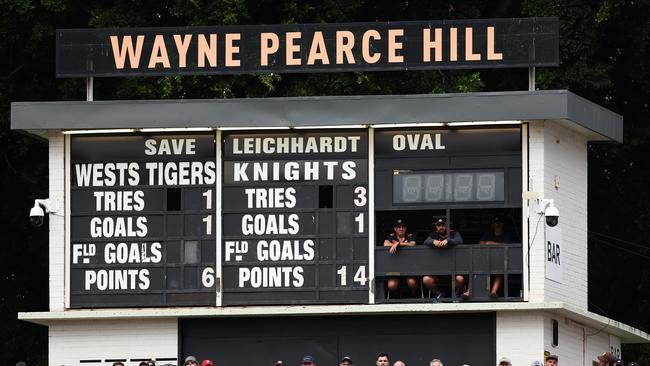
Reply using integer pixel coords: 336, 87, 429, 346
492, 216, 504, 235
274, 361, 284, 366
201, 359, 215, 366
339, 356, 353, 366
429, 359, 443, 366
545, 354, 558, 366
393, 219, 407, 236
498, 357, 511, 366
146, 360, 157, 366
628, 362, 639, 366
376, 353, 390, 366
15, 362, 27, 366
139, 361, 149, 366
598, 352, 617, 366
393, 361, 406, 366
433, 218, 447, 234
184, 356, 199, 366
301, 355, 315, 366
531, 362, 543, 366
112, 362, 125, 366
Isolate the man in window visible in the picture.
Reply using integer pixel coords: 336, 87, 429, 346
424, 218, 466, 299
479, 216, 511, 298
384, 219, 418, 296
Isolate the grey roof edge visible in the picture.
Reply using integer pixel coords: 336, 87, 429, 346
11, 90, 623, 142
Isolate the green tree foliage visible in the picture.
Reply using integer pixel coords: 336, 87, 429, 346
1, 0, 649, 364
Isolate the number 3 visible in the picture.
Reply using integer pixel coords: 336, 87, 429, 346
354, 186, 367, 207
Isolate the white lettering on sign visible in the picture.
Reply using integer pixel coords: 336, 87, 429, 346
144, 138, 196, 155
245, 187, 296, 209
238, 266, 305, 288
225, 240, 249, 262
89, 216, 148, 238
392, 133, 445, 151
75, 162, 140, 187
232, 136, 361, 154
233, 161, 357, 182
241, 214, 299, 235
84, 269, 150, 290
144, 161, 216, 185
256, 239, 315, 261
72, 243, 96, 264
93, 190, 145, 211
544, 224, 563, 283
104, 242, 162, 264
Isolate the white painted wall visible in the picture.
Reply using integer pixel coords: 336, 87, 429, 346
498, 311, 623, 366
496, 312, 546, 365
527, 121, 589, 310
543, 313, 617, 366
542, 122, 589, 310
49, 131, 66, 311
527, 123, 546, 303
49, 318, 178, 366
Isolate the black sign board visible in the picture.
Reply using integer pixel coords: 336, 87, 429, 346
180, 314, 496, 366
221, 131, 369, 304
69, 133, 217, 307
57, 17, 558, 77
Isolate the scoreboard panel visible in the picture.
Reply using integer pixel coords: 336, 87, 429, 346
221, 131, 369, 304
65, 126, 521, 308
69, 133, 217, 307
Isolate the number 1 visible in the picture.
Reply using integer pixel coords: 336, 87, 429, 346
337, 266, 347, 286
354, 213, 364, 233
202, 215, 212, 235
202, 189, 213, 209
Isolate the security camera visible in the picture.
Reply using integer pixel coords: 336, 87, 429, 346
29, 198, 63, 227
544, 204, 559, 227
29, 203, 45, 227
532, 198, 559, 227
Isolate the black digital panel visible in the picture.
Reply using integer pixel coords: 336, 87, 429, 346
222, 131, 369, 304
69, 133, 217, 307
393, 170, 505, 203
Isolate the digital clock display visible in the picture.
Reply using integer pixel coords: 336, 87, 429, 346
393, 170, 505, 204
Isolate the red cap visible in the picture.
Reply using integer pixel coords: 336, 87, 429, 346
201, 360, 215, 366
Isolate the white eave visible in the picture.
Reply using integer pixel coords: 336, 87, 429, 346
18, 301, 649, 343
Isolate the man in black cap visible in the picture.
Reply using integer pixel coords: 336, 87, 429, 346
301, 355, 316, 366
479, 216, 512, 297
545, 354, 558, 366
339, 356, 353, 366
423, 218, 465, 298
384, 219, 418, 296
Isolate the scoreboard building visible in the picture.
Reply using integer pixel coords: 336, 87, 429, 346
11, 18, 650, 366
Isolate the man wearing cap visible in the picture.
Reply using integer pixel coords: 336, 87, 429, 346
497, 357, 511, 366
480, 216, 512, 298
545, 354, 558, 366
201, 360, 215, 366
384, 219, 418, 296
423, 218, 465, 299
301, 355, 316, 366
339, 356, 353, 366
184, 356, 199, 366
